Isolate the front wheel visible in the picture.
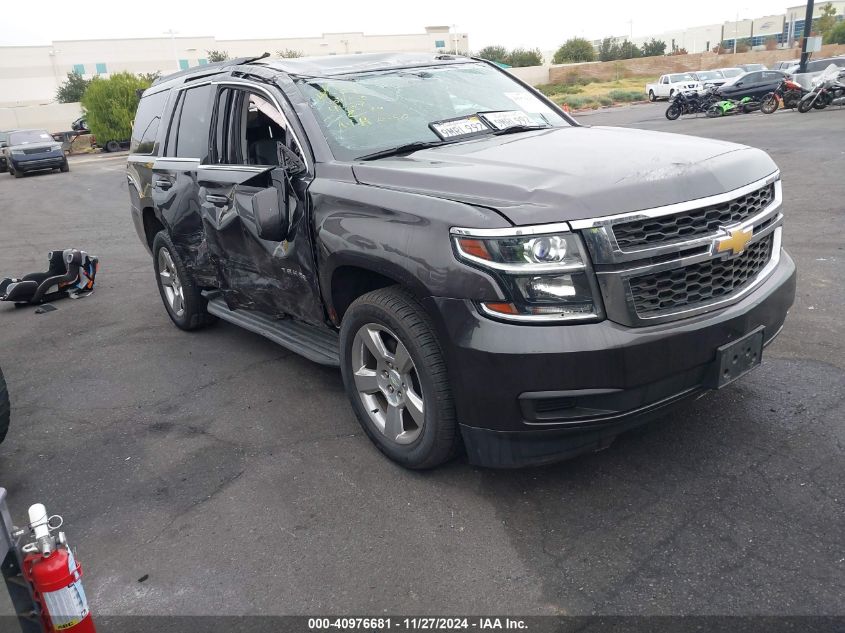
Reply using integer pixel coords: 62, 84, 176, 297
59, 158, 69, 173
340, 287, 460, 469
152, 231, 215, 331
665, 104, 681, 120
761, 93, 779, 114
648, 90, 656, 102
706, 104, 722, 118
798, 97, 815, 113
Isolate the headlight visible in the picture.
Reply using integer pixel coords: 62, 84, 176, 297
51, 144, 63, 152
10, 149, 24, 156
451, 224, 604, 323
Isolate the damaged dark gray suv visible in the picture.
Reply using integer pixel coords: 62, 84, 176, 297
127, 53, 796, 469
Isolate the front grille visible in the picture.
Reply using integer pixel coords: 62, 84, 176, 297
22, 147, 48, 155
628, 235, 773, 317
612, 184, 774, 250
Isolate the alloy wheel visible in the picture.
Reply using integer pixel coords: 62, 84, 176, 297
158, 248, 185, 317
351, 324, 424, 445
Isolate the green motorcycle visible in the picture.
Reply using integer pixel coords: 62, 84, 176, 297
705, 96, 758, 118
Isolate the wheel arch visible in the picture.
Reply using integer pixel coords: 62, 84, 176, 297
327, 259, 430, 324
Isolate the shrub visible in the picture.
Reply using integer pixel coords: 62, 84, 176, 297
598, 96, 613, 106
81, 72, 151, 144
509, 48, 543, 67
552, 38, 596, 64
476, 45, 510, 64
608, 89, 646, 102
827, 22, 845, 44
536, 83, 583, 96
56, 72, 91, 103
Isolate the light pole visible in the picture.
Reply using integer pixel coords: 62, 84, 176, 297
452, 24, 458, 55
733, 8, 749, 54
163, 29, 180, 69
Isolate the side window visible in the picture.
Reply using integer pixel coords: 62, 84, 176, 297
166, 84, 213, 160
744, 72, 761, 83
215, 88, 301, 167
763, 71, 781, 81
130, 89, 169, 154
661, 76, 668, 84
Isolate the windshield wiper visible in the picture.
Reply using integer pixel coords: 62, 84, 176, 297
358, 140, 454, 161
491, 124, 552, 136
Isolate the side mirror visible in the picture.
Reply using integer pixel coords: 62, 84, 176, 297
735, 81, 743, 87
276, 142, 306, 176
252, 184, 288, 242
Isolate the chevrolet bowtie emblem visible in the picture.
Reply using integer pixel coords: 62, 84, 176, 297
713, 226, 753, 257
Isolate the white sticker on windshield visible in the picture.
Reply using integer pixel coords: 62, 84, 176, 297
430, 115, 490, 139
40, 133, 50, 139
505, 92, 555, 115
480, 110, 535, 130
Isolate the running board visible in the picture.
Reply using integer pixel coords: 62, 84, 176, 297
205, 296, 340, 367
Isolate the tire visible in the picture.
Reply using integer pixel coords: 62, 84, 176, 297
798, 97, 814, 113
761, 93, 779, 114
0, 162, 6, 174
105, 140, 121, 153
59, 159, 69, 173
665, 104, 681, 120
813, 93, 830, 109
12, 167, 23, 178
152, 231, 215, 331
706, 104, 722, 118
0, 367, 9, 444
340, 287, 459, 469
648, 90, 656, 102
669, 89, 675, 99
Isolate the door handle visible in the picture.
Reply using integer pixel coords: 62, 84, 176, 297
206, 194, 229, 206
154, 179, 172, 191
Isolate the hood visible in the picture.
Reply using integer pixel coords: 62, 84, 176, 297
351, 126, 778, 225
9, 142, 60, 152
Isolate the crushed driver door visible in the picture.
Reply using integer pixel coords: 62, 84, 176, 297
197, 84, 324, 325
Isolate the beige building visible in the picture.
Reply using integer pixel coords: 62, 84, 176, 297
606, 2, 844, 55
0, 26, 469, 107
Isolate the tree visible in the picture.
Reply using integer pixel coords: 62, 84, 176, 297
618, 39, 642, 59
476, 45, 510, 64
206, 49, 229, 62
669, 47, 689, 56
138, 71, 161, 84
553, 38, 596, 64
508, 48, 543, 67
817, 3, 839, 40
277, 48, 304, 58
598, 37, 619, 62
827, 21, 845, 44
81, 72, 151, 143
56, 72, 91, 103
641, 39, 667, 57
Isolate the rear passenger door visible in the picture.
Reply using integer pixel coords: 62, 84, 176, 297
151, 82, 218, 286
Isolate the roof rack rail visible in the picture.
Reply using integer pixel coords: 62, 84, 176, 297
151, 52, 271, 86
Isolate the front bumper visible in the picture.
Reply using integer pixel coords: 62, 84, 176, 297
426, 250, 796, 468
11, 154, 65, 172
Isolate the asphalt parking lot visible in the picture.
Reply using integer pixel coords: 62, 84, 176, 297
0, 103, 842, 618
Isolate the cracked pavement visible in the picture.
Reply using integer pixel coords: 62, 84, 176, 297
0, 104, 842, 616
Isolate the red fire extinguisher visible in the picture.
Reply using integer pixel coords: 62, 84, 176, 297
20, 503, 96, 632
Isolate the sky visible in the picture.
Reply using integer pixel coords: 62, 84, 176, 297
1, 0, 794, 50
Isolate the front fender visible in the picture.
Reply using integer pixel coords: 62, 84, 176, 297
310, 179, 510, 315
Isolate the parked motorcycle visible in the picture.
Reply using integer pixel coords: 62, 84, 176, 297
665, 87, 719, 120
705, 96, 758, 118
798, 64, 845, 113
761, 78, 809, 114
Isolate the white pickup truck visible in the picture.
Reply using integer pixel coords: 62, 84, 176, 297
646, 73, 703, 101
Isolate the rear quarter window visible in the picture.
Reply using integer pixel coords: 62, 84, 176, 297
166, 84, 213, 161
131, 89, 170, 155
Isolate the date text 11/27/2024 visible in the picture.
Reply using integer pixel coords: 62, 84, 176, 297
308, 617, 529, 630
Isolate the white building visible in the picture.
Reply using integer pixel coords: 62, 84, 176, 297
598, 2, 844, 55
0, 26, 469, 107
